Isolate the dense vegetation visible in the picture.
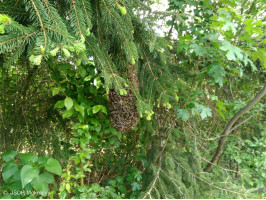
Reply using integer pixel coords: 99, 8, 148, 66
0, 0, 265, 198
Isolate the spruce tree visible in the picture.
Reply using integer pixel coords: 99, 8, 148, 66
0, 0, 176, 117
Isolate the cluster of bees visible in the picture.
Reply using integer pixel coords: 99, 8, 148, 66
108, 64, 140, 132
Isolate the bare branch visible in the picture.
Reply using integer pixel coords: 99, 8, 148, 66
204, 84, 266, 172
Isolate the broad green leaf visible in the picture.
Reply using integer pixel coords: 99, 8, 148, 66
192, 103, 212, 120
54, 100, 64, 109
92, 105, 107, 114
208, 62, 226, 87
243, 56, 257, 71
64, 97, 73, 110
39, 173, 54, 184
251, 49, 266, 68
190, 44, 207, 56
45, 158, 62, 175
84, 75, 92, 82
52, 87, 60, 96
131, 182, 140, 191
199, 107, 212, 120
91, 183, 102, 193
62, 108, 74, 118
66, 183, 71, 192
220, 40, 243, 61
2, 161, 18, 181
244, 19, 263, 35
37, 157, 49, 165
21, 153, 38, 165
217, 16, 236, 35
108, 137, 116, 144
177, 109, 190, 122
2, 151, 17, 162
31, 177, 49, 194
21, 165, 39, 188
31, 173, 53, 194
78, 66, 86, 78
74, 103, 85, 116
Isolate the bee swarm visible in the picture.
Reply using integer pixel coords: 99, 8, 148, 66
108, 64, 140, 132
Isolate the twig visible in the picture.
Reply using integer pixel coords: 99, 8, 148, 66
228, 115, 254, 134
204, 85, 266, 172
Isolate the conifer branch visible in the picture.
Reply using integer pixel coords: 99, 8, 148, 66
102, 0, 135, 62
172, 157, 257, 198
42, 0, 60, 29
71, 0, 83, 36
30, 0, 47, 50
81, 0, 90, 26
0, 31, 39, 46
44, 26, 74, 45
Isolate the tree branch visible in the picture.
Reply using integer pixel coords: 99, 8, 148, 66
204, 84, 266, 172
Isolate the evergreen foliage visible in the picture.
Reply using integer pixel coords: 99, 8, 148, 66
0, 0, 176, 119
0, 0, 265, 199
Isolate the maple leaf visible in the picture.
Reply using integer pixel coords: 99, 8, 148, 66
217, 16, 237, 35
177, 109, 190, 122
208, 62, 226, 87
190, 44, 207, 56
192, 103, 212, 120
131, 182, 140, 191
220, 40, 243, 61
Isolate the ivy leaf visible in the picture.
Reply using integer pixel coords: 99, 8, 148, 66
64, 97, 73, 110
208, 62, 226, 87
177, 109, 190, 122
45, 158, 62, 175
220, 40, 243, 61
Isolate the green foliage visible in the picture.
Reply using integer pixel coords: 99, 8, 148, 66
0, 151, 61, 198
0, 0, 265, 199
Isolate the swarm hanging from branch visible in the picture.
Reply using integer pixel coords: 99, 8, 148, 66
108, 64, 140, 132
